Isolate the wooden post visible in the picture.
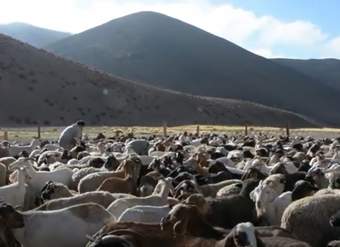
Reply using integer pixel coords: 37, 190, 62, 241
4, 131, 8, 140
196, 125, 200, 136
37, 126, 41, 139
163, 122, 167, 137
286, 123, 290, 138
115, 130, 120, 138
245, 125, 248, 136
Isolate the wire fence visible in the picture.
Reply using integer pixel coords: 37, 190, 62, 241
1, 125, 340, 142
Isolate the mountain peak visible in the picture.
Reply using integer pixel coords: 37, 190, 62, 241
47, 11, 340, 126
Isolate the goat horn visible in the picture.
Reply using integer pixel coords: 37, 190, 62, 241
85, 235, 96, 242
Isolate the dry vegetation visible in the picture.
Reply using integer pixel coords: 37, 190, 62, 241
1, 125, 340, 141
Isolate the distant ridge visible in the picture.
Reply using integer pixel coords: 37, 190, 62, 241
0, 22, 71, 48
47, 11, 340, 126
0, 33, 315, 127
272, 58, 340, 91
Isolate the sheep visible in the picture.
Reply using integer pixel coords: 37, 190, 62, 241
118, 205, 170, 224
281, 194, 340, 247
0, 202, 115, 247
8, 139, 41, 157
0, 167, 29, 209
37, 191, 132, 211
107, 178, 172, 219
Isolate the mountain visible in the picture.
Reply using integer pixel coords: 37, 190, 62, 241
46, 11, 340, 126
0, 22, 70, 48
272, 58, 340, 91
0, 34, 314, 127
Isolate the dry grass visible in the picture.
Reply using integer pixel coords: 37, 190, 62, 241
1, 125, 340, 141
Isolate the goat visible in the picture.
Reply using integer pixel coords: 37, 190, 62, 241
0, 202, 115, 247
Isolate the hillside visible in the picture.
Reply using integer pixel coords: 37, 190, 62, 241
0, 34, 314, 127
46, 11, 340, 126
0, 22, 70, 48
272, 58, 340, 91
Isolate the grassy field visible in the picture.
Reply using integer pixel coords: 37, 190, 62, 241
1, 125, 340, 141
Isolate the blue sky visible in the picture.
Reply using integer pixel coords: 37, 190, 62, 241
0, 0, 339, 59
226, 0, 339, 35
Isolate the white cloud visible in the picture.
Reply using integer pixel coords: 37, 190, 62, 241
251, 48, 286, 58
0, 0, 339, 58
322, 37, 340, 58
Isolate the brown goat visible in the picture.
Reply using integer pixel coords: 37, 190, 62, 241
161, 203, 225, 240
78, 158, 141, 193
87, 219, 308, 247
96, 175, 137, 195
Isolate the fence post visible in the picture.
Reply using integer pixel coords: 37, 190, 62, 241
196, 125, 200, 136
4, 131, 8, 140
37, 126, 41, 139
163, 122, 167, 137
286, 123, 290, 138
244, 125, 248, 136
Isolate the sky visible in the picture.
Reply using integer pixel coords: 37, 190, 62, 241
0, 0, 340, 59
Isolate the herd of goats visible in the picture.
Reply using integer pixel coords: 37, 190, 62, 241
1, 130, 340, 247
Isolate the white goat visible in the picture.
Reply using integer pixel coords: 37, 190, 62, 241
0, 167, 29, 209
250, 174, 287, 225
107, 178, 172, 218
9, 139, 40, 157
118, 205, 170, 224
9, 158, 73, 200
1, 203, 114, 247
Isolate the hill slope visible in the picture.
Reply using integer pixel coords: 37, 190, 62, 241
272, 58, 340, 91
0, 34, 314, 127
0, 22, 70, 48
47, 11, 340, 126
